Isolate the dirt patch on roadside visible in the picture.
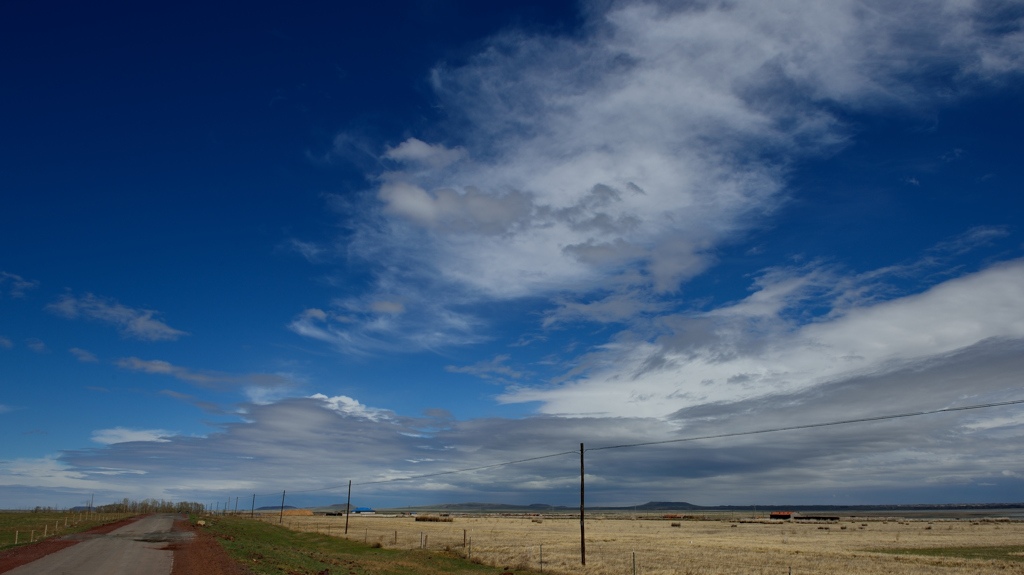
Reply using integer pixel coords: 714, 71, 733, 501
0, 538, 79, 574
0, 515, 148, 574
170, 519, 247, 575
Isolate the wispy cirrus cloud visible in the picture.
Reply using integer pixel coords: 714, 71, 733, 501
25, 338, 49, 354
0, 271, 38, 298
445, 354, 528, 384
69, 348, 98, 362
47, 293, 188, 341
91, 427, 174, 445
116, 357, 300, 404
501, 258, 1024, 418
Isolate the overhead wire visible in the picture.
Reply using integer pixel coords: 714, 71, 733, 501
252, 397, 1024, 497
585, 397, 1024, 452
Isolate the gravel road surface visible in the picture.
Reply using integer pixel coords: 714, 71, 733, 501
4, 514, 193, 575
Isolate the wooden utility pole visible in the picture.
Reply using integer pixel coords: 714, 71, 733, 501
279, 491, 286, 524
344, 480, 352, 534
580, 442, 586, 566
251, 494, 256, 518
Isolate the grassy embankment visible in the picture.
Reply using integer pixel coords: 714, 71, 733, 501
196, 515, 514, 575
0, 512, 134, 551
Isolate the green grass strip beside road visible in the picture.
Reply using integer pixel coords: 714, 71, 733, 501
197, 516, 519, 575
0, 512, 134, 551
876, 546, 1024, 563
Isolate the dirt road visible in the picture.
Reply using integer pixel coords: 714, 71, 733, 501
4, 514, 193, 575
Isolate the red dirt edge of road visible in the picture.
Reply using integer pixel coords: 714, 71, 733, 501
0, 515, 149, 574
169, 519, 246, 575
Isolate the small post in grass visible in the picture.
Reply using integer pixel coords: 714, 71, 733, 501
251, 494, 255, 519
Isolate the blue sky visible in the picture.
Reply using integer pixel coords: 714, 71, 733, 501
2, 0, 1024, 510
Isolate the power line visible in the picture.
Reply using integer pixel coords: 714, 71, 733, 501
254, 397, 1024, 496
586, 398, 1024, 452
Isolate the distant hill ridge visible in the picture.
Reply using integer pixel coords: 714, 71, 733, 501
372, 501, 1024, 512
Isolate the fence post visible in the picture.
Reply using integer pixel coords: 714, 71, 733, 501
251, 494, 255, 519
14, 531, 17, 545
633, 549, 636, 575
540, 544, 543, 573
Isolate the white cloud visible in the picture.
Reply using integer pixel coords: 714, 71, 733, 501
47, 293, 188, 341
501, 259, 1024, 418
69, 347, 99, 362
0, 457, 92, 489
91, 427, 174, 445
309, 393, 390, 421
306, 0, 1024, 352
0, 404, 12, 414
383, 138, 466, 169
0, 271, 38, 298
0, 336, 12, 349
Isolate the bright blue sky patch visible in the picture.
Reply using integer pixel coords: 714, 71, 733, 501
2, 0, 1024, 510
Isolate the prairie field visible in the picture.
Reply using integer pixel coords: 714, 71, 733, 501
253, 513, 1024, 574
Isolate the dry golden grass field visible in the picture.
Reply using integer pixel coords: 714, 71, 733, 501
249, 513, 1024, 574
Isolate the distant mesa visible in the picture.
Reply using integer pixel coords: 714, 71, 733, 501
374, 501, 1024, 513
256, 505, 297, 510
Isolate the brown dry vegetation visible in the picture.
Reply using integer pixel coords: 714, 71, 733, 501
256, 514, 1024, 574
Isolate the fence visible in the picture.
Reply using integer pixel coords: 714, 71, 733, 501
0, 512, 134, 550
